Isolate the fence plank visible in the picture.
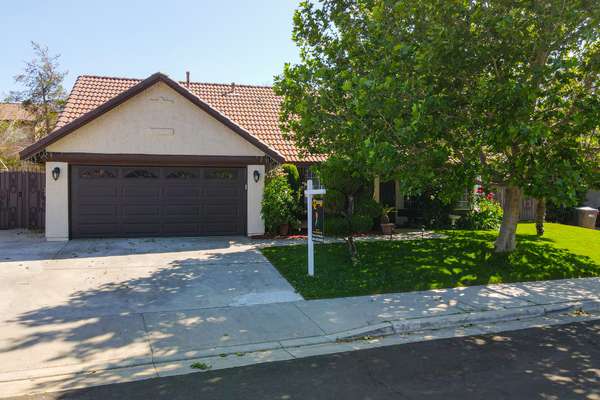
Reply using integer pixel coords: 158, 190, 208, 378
0, 171, 45, 230
494, 187, 538, 221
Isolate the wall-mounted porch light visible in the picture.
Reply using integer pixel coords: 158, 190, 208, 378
52, 167, 61, 181
253, 170, 261, 182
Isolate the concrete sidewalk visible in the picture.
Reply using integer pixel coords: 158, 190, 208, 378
2, 277, 600, 397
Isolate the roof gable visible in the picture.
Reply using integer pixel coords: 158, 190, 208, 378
21, 73, 324, 163
20, 73, 285, 162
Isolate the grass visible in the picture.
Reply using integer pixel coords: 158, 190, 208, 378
190, 362, 211, 370
260, 223, 600, 299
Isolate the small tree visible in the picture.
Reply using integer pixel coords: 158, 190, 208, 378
6, 42, 67, 140
319, 156, 372, 261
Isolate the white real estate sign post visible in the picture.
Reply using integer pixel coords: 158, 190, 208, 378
305, 179, 326, 277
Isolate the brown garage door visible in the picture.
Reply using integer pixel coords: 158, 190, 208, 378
70, 165, 246, 238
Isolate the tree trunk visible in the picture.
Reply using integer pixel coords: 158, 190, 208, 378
345, 194, 359, 261
535, 198, 546, 236
494, 186, 522, 253
346, 235, 358, 262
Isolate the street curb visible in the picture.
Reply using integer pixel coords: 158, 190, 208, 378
335, 300, 600, 341
2, 300, 600, 399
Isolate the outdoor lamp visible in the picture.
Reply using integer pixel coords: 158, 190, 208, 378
253, 170, 261, 182
52, 167, 60, 181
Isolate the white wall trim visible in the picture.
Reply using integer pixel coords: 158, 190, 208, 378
45, 162, 69, 241
247, 165, 265, 236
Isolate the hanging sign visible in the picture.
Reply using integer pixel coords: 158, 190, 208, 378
312, 198, 324, 243
305, 179, 326, 277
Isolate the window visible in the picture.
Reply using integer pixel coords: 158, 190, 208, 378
124, 169, 158, 179
80, 168, 117, 179
166, 170, 197, 180
205, 169, 237, 180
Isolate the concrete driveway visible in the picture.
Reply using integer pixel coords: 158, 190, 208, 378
0, 230, 303, 394
0, 230, 301, 319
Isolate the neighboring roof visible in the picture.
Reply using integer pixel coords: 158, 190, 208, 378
21, 73, 323, 163
0, 103, 35, 122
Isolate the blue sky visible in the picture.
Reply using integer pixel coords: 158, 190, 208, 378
1, 0, 301, 97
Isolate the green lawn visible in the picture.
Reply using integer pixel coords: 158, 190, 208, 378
260, 223, 600, 299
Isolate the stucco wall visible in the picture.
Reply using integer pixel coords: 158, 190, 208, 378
47, 81, 264, 157
45, 161, 69, 241
247, 165, 265, 236
43, 81, 270, 239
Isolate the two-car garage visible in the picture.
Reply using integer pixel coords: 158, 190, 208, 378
70, 165, 247, 238
20, 73, 295, 241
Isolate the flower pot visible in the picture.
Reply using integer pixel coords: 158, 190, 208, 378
380, 223, 395, 235
279, 223, 290, 236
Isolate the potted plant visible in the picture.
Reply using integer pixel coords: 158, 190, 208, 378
380, 206, 396, 235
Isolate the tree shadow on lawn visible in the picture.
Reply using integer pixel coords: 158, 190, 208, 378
266, 231, 600, 299
361, 231, 600, 292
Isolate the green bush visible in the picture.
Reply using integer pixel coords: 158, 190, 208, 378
352, 214, 375, 232
281, 164, 301, 198
324, 215, 349, 236
261, 167, 297, 234
355, 197, 382, 219
324, 214, 375, 236
460, 193, 503, 230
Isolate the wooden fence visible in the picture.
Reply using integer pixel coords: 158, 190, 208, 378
0, 170, 45, 230
494, 187, 537, 221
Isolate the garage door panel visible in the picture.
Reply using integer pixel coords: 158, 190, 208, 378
202, 222, 242, 235
71, 165, 246, 238
163, 223, 202, 234
203, 187, 241, 198
204, 203, 241, 217
164, 187, 202, 198
163, 205, 200, 216
75, 185, 119, 199
121, 224, 164, 235
121, 205, 162, 216
121, 186, 162, 199
76, 204, 118, 217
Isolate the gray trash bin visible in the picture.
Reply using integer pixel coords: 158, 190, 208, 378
575, 207, 599, 229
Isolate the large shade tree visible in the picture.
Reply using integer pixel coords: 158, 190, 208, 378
275, 0, 600, 252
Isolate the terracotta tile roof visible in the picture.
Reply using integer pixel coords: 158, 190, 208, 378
56, 75, 323, 163
0, 103, 35, 122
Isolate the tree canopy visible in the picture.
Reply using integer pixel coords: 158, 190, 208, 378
275, 0, 600, 252
6, 42, 67, 140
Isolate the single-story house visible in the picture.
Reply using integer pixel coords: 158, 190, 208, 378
20, 72, 323, 240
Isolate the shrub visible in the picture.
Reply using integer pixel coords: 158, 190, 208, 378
261, 167, 297, 234
324, 214, 375, 236
355, 197, 382, 219
352, 214, 375, 232
460, 193, 503, 230
281, 164, 301, 198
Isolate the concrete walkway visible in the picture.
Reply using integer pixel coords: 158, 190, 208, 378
1, 276, 600, 398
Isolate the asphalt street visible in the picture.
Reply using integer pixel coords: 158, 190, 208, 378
10, 319, 600, 400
